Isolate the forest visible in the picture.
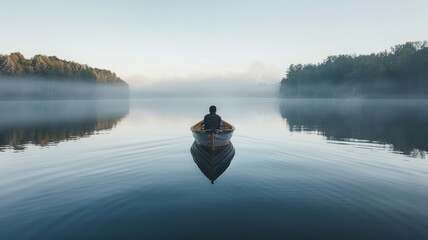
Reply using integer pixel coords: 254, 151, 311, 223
279, 42, 428, 98
0, 53, 128, 99
0, 52, 126, 83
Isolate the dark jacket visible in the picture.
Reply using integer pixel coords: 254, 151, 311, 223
204, 113, 222, 129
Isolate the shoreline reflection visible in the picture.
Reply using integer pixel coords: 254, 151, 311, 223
280, 99, 428, 158
0, 100, 129, 152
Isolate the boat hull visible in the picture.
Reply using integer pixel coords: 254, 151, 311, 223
190, 120, 235, 147
191, 130, 233, 147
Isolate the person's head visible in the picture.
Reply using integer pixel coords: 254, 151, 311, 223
209, 105, 216, 113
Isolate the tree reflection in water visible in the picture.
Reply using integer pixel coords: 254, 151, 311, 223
0, 100, 129, 152
280, 99, 428, 158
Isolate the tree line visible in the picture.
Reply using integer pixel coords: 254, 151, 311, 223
0, 52, 127, 85
0, 53, 128, 99
280, 42, 428, 98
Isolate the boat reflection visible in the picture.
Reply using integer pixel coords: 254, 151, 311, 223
190, 141, 235, 184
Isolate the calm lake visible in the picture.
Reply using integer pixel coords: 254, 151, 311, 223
1, 99, 427, 239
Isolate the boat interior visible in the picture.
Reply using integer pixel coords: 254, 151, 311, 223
191, 120, 235, 132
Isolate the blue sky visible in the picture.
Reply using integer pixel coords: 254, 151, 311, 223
1, 0, 427, 86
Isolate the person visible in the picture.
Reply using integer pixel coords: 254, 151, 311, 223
204, 105, 222, 130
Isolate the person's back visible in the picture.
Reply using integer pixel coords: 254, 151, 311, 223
204, 105, 222, 130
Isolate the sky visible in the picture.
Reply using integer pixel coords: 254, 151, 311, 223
1, 0, 427, 87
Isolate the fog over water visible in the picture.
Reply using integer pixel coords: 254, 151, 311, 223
128, 64, 281, 98
131, 80, 278, 98
0, 77, 128, 100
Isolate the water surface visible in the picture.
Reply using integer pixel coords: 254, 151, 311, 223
1, 99, 427, 239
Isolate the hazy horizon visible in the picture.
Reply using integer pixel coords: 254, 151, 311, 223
2, 0, 428, 88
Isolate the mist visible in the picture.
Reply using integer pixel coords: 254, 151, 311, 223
0, 77, 129, 100
131, 79, 278, 98
279, 81, 428, 99
127, 62, 281, 98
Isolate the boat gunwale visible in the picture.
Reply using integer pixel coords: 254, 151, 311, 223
190, 120, 235, 133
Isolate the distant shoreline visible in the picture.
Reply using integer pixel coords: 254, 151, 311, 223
279, 42, 428, 98
278, 96, 428, 100
0, 53, 129, 100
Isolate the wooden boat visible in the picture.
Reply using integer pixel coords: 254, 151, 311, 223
190, 120, 235, 147
190, 141, 235, 184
